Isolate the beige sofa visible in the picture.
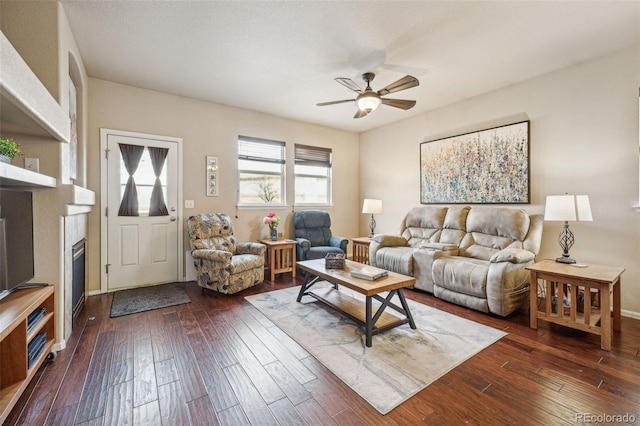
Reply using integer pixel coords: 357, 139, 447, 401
369, 206, 543, 316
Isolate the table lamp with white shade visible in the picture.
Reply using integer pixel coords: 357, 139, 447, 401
362, 199, 383, 238
544, 194, 592, 264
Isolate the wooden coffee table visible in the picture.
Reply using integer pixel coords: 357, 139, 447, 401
296, 258, 417, 347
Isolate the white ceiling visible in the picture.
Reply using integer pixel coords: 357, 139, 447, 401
60, 1, 640, 133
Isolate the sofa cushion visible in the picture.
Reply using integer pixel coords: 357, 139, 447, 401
375, 246, 415, 276
458, 208, 530, 260
460, 232, 519, 260
401, 206, 446, 246
443, 205, 470, 231
466, 207, 530, 241
188, 213, 237, 254
294, 210, 333, 246
432, 256, 489, 298
490, 248, 535, 264
305, 246, 344, 260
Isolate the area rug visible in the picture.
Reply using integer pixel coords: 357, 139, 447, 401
245, 285, 505, 414
110, 282, 190, 318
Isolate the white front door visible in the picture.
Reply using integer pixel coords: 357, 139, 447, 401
101, 129, 182, 291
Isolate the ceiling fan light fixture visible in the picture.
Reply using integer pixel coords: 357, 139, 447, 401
318, 72, 418, 118
356, 92, 381, 112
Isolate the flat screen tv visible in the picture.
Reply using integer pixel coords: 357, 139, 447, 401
0, 188, 35, 299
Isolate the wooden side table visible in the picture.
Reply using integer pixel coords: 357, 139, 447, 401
260, 239, 297, 281
526, 260, 624, 350
351, 237, 371, 264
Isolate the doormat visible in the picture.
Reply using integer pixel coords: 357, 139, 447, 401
245, 285, 505, 415
110, 282, 190, 318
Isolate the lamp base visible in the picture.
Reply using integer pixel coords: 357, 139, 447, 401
368, 214, 376, 240
555, 256, 576, 264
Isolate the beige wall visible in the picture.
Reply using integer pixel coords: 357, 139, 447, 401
87, 78, 360, 292
360, 45, 640, 315
0, 1, 59, 101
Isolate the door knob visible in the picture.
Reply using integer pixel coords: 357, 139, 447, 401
170, 207, 176, 212
170, 216, 177, 222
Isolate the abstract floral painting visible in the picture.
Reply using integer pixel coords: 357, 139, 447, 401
420, 121, 529, 204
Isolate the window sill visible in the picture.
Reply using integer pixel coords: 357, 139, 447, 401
237, 205, 289, 210
633, 205, 640, 213
293, 204, 334, 209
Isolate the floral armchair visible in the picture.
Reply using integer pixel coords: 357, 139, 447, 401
187, 213, 266, 294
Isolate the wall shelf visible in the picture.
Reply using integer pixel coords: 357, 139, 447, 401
0, 32, 69, 142
0, 162, 56, 188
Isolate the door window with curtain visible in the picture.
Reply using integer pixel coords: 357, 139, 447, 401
295, 144, 332, 206
118, 143, 169, 216
237, 136, 286, 205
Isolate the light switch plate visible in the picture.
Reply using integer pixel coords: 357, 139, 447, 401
185, 200, 194, 208
25, 158, 39, 172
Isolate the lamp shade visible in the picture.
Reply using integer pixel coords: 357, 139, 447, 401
544, 195, 592, 222
362, 199, 383, 215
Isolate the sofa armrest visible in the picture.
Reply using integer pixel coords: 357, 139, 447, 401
236, 242, 266, 256
191, 249, 232, 268
490, 248, 535, 264
295, 237, 310, 251
369, 235, 409, 268
372, 234, 408, 247
329, 236, 349, 252
295, 237, 310, 261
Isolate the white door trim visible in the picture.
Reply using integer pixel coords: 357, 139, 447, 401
99, 128, 184, 293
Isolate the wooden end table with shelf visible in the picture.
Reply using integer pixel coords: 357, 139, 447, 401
526, 260, 624, 350
351, 237, 371, 264
261, 239, 297, 282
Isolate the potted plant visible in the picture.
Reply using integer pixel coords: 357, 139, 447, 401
0, 137, 20, 164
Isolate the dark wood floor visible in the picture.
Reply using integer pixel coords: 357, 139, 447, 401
5, 276, 640, 425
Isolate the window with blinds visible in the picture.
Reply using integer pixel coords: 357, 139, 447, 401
238, 136, 286, 205
295, 144, 332, 205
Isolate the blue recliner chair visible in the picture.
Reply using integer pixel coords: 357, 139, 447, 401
293, 210, 349, 261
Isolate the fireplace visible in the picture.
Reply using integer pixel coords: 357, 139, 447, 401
71, 238, 86, 323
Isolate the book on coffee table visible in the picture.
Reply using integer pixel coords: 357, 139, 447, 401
350, 266, 388, 281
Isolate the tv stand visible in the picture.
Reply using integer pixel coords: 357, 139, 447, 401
0, 285, 55, 423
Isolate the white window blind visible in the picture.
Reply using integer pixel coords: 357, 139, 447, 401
238, 136, 286, 205
295, 144, 332, 206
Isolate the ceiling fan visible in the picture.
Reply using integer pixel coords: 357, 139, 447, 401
316, 72, 419, 119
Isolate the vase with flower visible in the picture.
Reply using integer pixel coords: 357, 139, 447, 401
263, 212, 281, 240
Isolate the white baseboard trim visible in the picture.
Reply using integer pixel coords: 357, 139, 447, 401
87, 289, 103, 297
622, 309, 640, 320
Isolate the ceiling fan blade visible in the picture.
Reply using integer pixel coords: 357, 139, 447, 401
316, 99, 355, 106
381, 98, 416, 110
377, 75, 419, 96
335, 77, 364, 93
353, 109, 368, 119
